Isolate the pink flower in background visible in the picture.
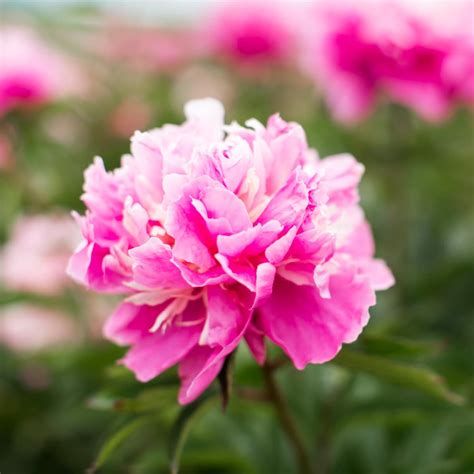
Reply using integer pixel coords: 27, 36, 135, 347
302, 1, 474, 122
102, 24, 200, 73
0, 304, 77, 353
68, 98, 393, 404
0, 27, 81, 116
205, 0, 296, 69
109, 97, 152, 138
2, 214, 81, 295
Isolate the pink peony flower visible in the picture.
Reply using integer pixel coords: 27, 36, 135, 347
0, 304, 78, 353
2, 214, 81, 295
101, 23, 201, 73
204, 0, 296, 69
0, 27, 81, 116
302, 1, 474, 122
68, 98, 394, 404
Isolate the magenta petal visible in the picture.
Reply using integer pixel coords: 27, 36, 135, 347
129, 237, 187, 289
265, 226, 297, 264
178, 286, 252, 404
121, 325, 201, 383
178, 345, 224, 404
253, 262, 276, 308
104, 303, 167, 345
216, 220, 282, 258
215, 253, 256, 291
244, 321, 266, 365
165, 189, 215, 271
203, 285, 251, 347
67, 240, 93, 286
257, 168, 309, 231
258, 269, 376, 369
68, 240, 128, 293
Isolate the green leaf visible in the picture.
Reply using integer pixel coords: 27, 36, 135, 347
87, 386, 177, 413
168, 391, 217, 474
360, 333, 442, 358
334, 349, 465, 405
89, 417, 149, 472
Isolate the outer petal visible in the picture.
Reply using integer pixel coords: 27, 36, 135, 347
258, 266, 376, 370
120, 301, 205, 382
104, 302, 167, 345
178, 287, 252, 404
317, 154, 364, 206
178, 346, 224, 404
244, 321, 266, 365
264, 114, 310, 193
364, 259, 395, 291
67, 240, 129, 293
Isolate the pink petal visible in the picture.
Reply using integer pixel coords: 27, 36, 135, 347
104, 303, 167, 345
178, 345, 224, 404
202, 285, 251, 347
364, 259, 395, 291
317, 154, 364, 206
129, 237, 187, 290
244, 321, 266, 365
258, 267, 376, 369
120, 301, 205, 382
265, 226, 297, 264
257, 168, 309, 231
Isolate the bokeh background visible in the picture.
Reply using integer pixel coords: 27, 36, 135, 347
0, 1, 473, 473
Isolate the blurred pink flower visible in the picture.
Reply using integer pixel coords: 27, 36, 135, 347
302, 0, 474, 122
0, 304, 77, 353
69, 98, 393, 404
2, 214, 81, 295
0, 27, 81, 116
205, 0, 296, 69
109, 98, 152, 138
102, 24, 200, 73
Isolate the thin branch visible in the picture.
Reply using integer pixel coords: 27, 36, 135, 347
236, 386, 271, 403
262, 362, 312, 474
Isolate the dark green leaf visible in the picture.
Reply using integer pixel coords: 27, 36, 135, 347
87, 387, 177, 413
334, 349, 464, 405
89, 417, 149, 473
361, 333, 442, 358
168, 391, 217, 474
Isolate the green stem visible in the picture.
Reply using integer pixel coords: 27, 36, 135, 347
262, 362, 312, 474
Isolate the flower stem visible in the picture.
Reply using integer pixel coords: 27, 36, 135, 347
262, 362, 312, 474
